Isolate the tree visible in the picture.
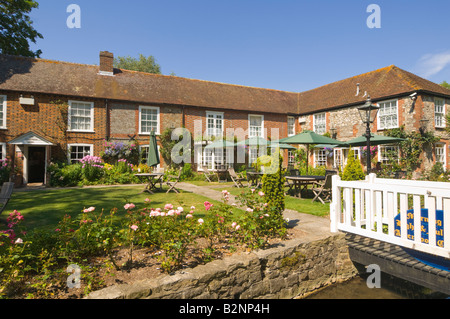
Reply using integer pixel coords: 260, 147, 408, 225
0, 0, 43, 57
440, 81, 450, 90
342, 149, 365, 181
113, 54, 161, 74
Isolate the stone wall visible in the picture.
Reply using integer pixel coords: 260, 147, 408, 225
86, 233, 357, 299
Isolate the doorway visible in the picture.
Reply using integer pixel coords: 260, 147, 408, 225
28, 146, 46, 183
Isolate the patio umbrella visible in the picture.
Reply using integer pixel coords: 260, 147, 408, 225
204, 139, 236, 149
278, 131, 348, 173
236, 136, 270, 146
345, 134, 406, 147
147, 131, 160, 167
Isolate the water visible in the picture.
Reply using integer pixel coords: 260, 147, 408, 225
305, 275, 449, 299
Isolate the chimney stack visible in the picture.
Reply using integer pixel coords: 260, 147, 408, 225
99, 51, 114, 76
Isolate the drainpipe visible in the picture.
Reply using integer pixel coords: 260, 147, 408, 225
105, 99, 110, 140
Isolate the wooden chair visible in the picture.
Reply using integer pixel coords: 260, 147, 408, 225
166, 169, 182, 193
312, 174, 333, 204
228, 168, 246, 188
200, 165, 214, 182
0, 182, 14, 215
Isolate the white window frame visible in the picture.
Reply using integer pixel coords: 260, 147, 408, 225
314, 148, 327, 168
378, 145, 399, 164
68, 100, 95, 132
435, 143, 446, 168
377, 99, 399, 130
333, 148, 343, 170
0, 95, 6, 129
68, 144, 93, 164
248, 114, 264, 138
287, 149, 296, 167
0, 142, 6, 160
206, 111, 224, 139
313, 113, 326, 135
434, 98, 446, 128
139, 105, 160, 135
140, 144, 161, 168
288, 116, 296, 136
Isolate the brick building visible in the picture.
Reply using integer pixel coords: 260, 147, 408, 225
297, 65, 450, 171
0, 52, 448, 186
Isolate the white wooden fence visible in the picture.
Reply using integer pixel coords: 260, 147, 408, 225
330, 174, 450, 258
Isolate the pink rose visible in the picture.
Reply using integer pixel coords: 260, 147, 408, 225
124, 203, 135, 210
83, 207, 95, 213
198, 218, 204, 225
164, 204, 173, 210
130, 225, 138, 231
204, 201, 213, 211
258, 191, 264, 197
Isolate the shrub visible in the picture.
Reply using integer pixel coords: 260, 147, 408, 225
0, 158, 11, 184
261, 153, 285, 214
80, 156, 104, 183
48, 162, 82, 187
342, 149, 365, 181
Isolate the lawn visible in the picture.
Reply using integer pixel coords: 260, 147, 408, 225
221, 185, 330, 217
2, 185, 235, 231
1, 182, 329, 232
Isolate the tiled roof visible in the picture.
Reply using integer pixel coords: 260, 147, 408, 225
0, 54, 300, 115
298, 65, 450, 114
1, 54, 450, 116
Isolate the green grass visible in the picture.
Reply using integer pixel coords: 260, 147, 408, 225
220, 186, 330, 217
2, 185, 235, 231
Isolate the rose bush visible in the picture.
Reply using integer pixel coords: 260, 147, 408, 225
0, 189, 287, 298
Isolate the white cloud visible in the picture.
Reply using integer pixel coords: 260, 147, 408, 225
415, 51, 450, 78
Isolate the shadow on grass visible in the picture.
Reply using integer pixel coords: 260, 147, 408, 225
2, 186, 232, 231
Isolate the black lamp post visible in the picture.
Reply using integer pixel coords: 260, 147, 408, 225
357, 96, 380, 174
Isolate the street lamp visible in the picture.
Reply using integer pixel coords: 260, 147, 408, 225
357, 96, 380, 174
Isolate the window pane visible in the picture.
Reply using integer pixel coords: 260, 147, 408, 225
141, 108, 159, 133
70, 102, 93, 131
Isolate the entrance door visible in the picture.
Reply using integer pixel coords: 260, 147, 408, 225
28, 147, 46, 183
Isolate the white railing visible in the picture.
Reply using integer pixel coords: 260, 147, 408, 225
330, 174, 450, 258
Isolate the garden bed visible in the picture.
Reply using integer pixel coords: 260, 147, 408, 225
1, 188, 292, 299
28, 226, 302, 300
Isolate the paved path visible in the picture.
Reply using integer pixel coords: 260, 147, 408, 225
177, 182, 333, 242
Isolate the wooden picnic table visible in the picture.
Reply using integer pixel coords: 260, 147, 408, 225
247, 171, 264, 188
134, 172, 164, 194
285, 175, 325, 198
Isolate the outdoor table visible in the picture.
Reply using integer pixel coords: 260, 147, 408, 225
134, 172, 164, 194
285, 175, 325, 198
247, 172, 264, 188
215, 169, 228, 182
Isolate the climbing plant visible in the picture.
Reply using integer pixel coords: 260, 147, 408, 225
384, 125, 439, 173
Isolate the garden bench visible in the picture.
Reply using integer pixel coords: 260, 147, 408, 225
0, 182, 14, 215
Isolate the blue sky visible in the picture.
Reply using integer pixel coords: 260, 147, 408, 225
29, 0, 450, 92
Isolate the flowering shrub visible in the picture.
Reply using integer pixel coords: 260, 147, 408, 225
101, 140, 140, 165
80, 156, 104, 182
